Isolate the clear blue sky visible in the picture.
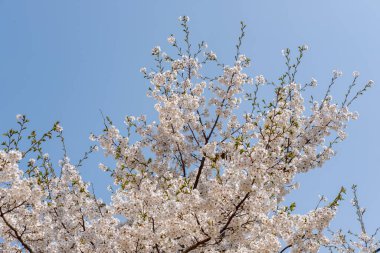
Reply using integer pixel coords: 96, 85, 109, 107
0, 1, 379, 237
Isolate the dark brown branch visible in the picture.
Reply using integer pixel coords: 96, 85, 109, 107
187, 123, 200, 146
279, 244, 292, 253
193, 157, 205, 189
219, 192, 250, 236
182, 192, 250, 252
193, 83, 234, 189
196, 110, 207, 142
182, 237, 211, 253
0, 209, 34, 253
171, 124, 187, 177
1, 200, 27, 215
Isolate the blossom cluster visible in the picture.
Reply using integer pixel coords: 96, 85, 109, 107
0, 17, 376, 253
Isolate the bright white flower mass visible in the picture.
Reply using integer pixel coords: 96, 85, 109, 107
353, 71, 360, 78
255, 74, 266, 85
333, 69, 343, 78
300, 44, 309, 51
167, 35, 176, 45
54, 123, 63, 132
311, 77, 318, 87
151, 46, 161, 56
16, 114, 23, 121
0, 17, 376, 253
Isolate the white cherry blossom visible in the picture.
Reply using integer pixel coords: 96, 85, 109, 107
0, 17, 376, 253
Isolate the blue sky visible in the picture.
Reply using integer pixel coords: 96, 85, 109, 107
0, 0, 379, 237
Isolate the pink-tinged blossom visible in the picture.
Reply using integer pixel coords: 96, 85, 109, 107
167, 35, 176, 45
0, 17, 376, 253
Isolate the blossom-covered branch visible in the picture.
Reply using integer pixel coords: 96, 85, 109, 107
0, 16, 376, 252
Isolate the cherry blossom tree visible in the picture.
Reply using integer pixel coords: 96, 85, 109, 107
0, 16, 378, 252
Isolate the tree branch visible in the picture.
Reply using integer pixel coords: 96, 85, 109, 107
0, 208, 34, 253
